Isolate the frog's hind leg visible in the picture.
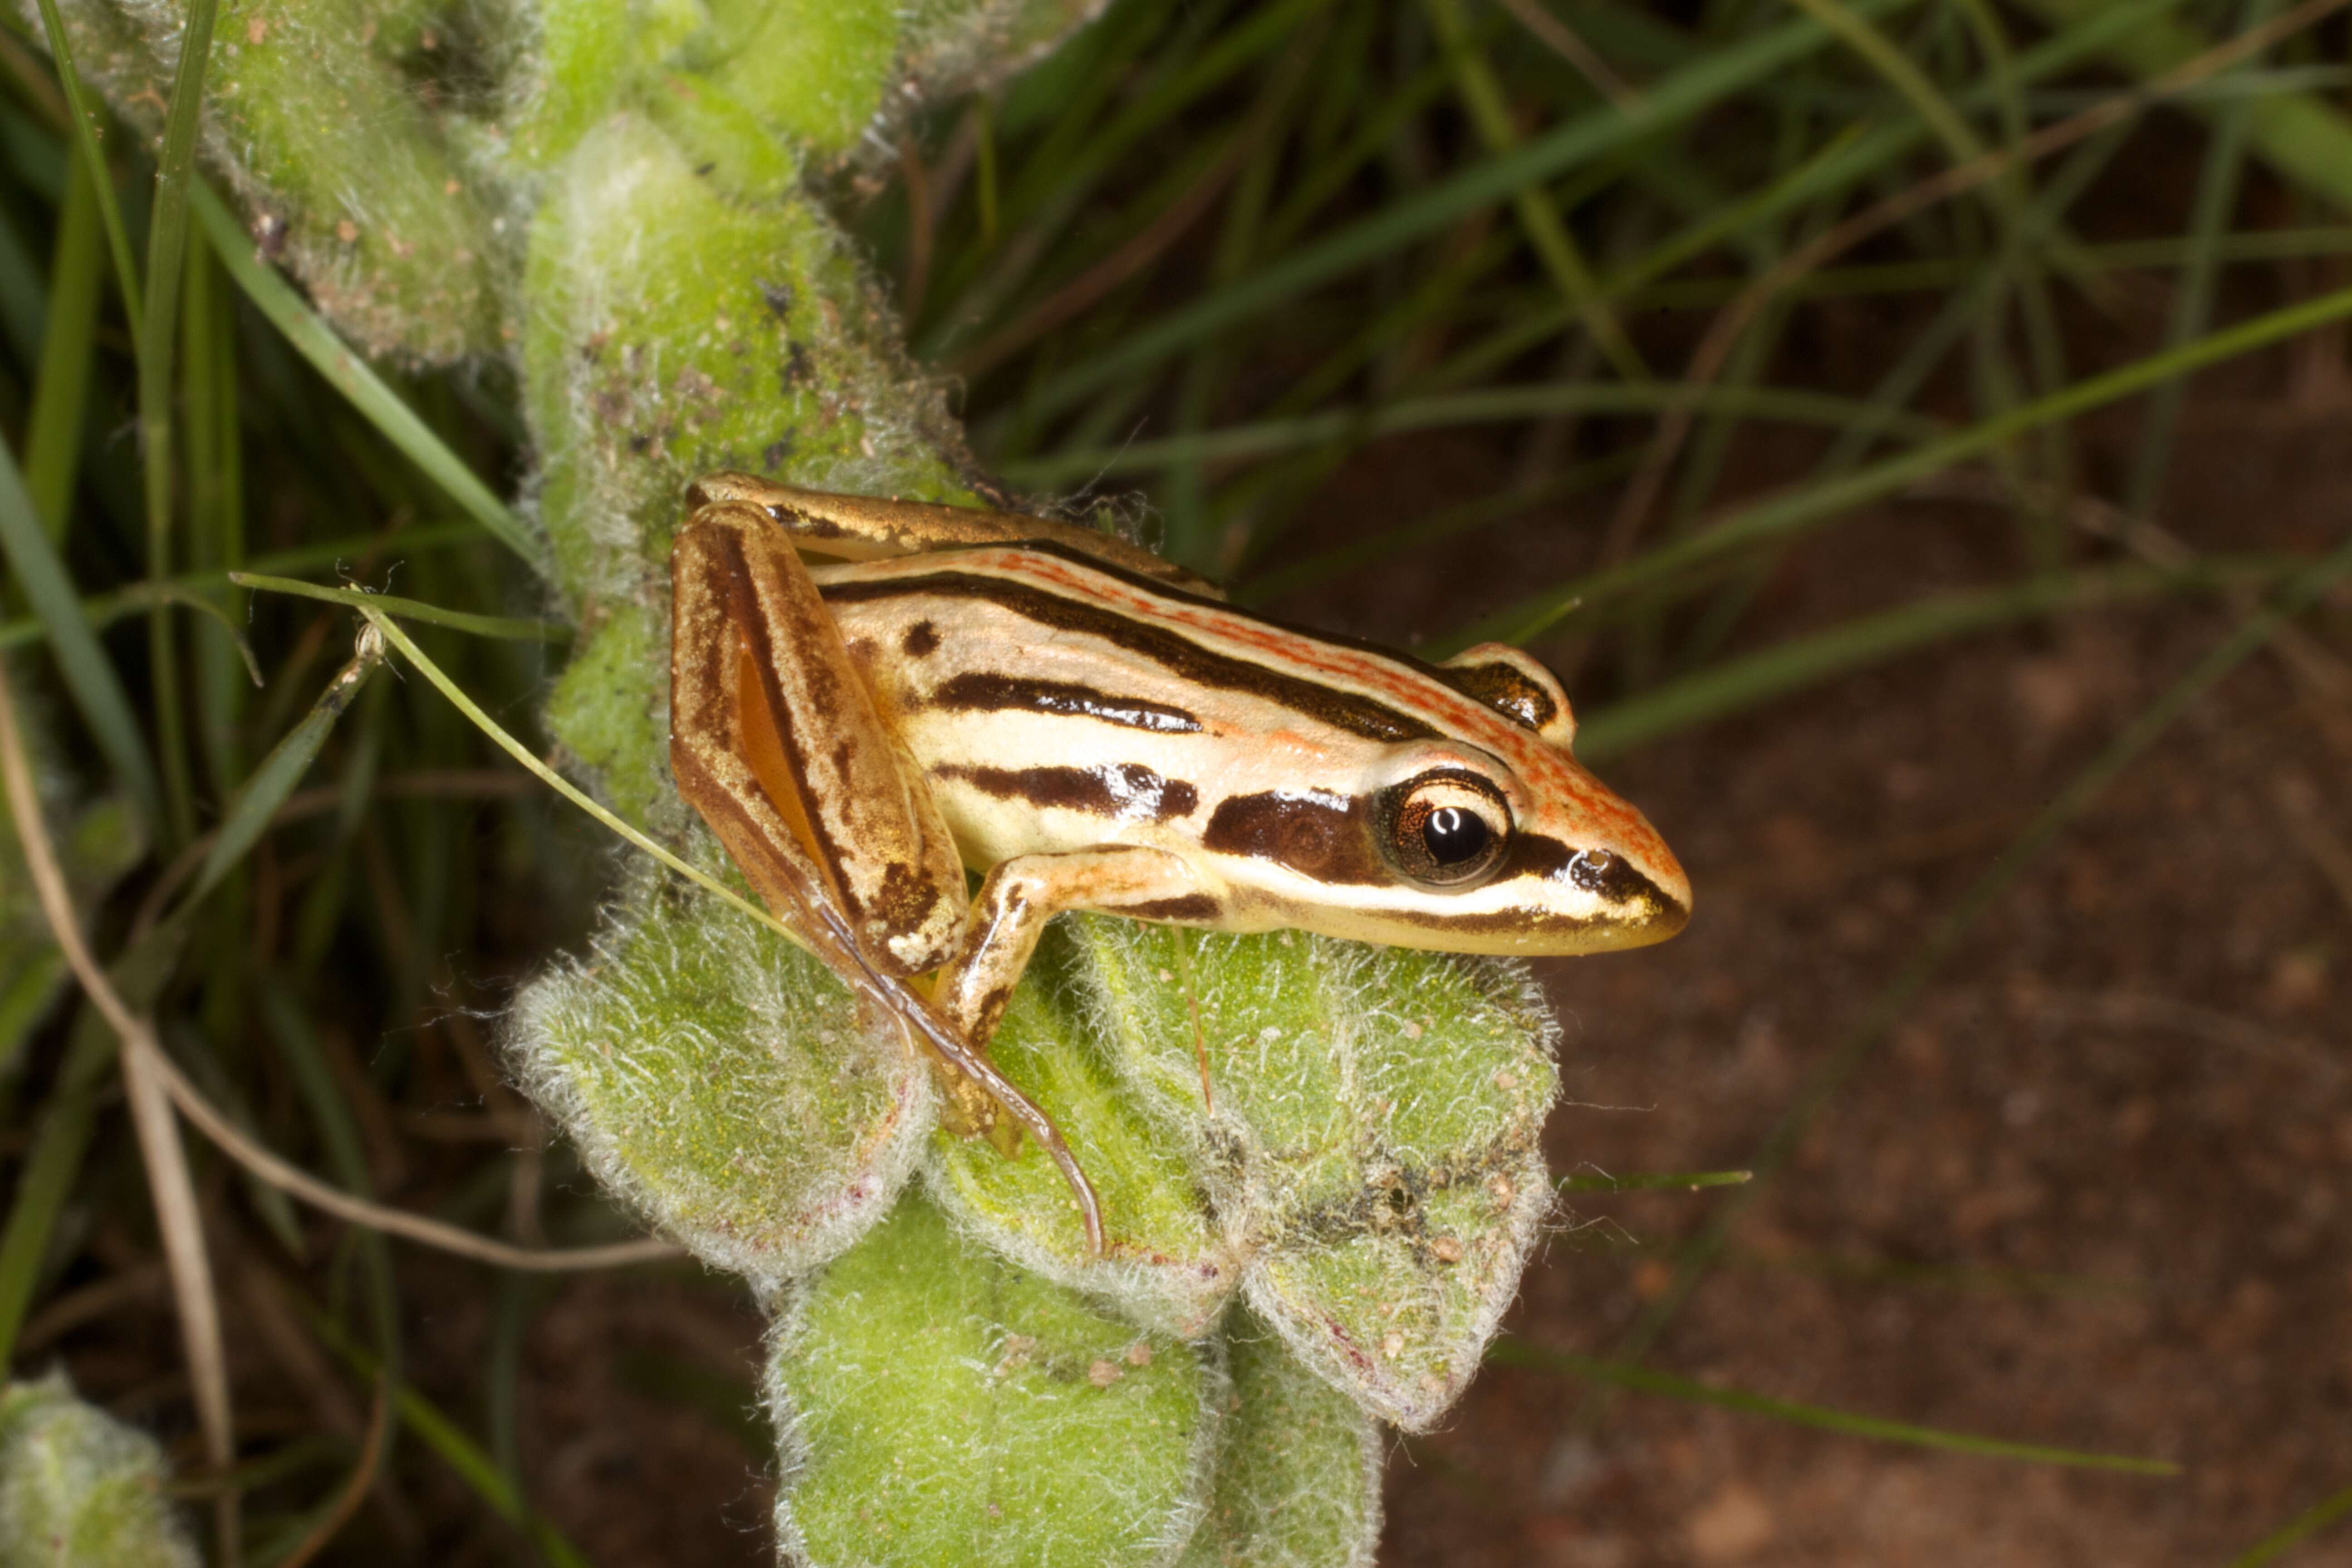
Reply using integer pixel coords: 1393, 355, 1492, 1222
671, 500, 967, 969
670, 501, 1106, 1253
686, 472, 1223, 598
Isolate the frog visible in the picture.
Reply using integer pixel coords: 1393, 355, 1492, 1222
668, 473, 1690, 1253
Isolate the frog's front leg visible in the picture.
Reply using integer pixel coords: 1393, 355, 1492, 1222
935, 847, 1209, 1050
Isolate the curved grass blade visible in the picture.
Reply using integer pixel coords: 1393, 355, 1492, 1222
1021, 0, 1919, 422
0, 522, 489, 652
1573, 555, 2301, 761
0, 1019, 111, 1367
0, 921, 187, 1367
230, 573, 567, 642
1004, 382, 1944, 485
182, 628, 383, 911
299, 1299, 589, 1568
1489, 1341, 2178, 1474
2227, 1480, 2352, 1568
0, 437, 164, 839
2010, 0, 2352, 211
1458, 278, 2352, 651
191, 185, 541, 570
257, 984, 402, 1388
356, 610, 812, 958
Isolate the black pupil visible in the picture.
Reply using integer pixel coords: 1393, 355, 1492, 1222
1423, 806, 1490, 865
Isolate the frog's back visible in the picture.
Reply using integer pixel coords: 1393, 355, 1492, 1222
813, 542, 1688, 953
813, 543, 1445, 866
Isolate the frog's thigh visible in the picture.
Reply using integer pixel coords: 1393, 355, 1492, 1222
670, 502, 967, 973
938, 847, 1207, 1048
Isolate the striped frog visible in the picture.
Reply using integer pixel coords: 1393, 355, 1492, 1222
669, 473, 1690, 1252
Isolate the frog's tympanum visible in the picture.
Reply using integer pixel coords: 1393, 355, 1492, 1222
669, 474, 1690, 1251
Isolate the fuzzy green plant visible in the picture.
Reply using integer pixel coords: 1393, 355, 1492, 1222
0, 1372, 201, 1568
51, 1, 1578, 1560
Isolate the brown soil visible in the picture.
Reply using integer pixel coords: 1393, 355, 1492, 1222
1372, 402, 2352, 1565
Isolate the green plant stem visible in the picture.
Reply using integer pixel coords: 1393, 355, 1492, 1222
0, 521, 482, 651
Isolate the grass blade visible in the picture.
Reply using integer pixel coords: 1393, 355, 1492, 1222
191, 184, 541, 570
0, 921, 187, 1367
183, 628, 382, 911
230, 573, 568, 642
1490, 1341, 2179, 1474
1001, 382, 1943, 485
1558, 1170, 1754, 1192
139, 0, 225, 851
1459, 277, 2352, 650
2226, 1481, 2352, 1568
2010, 0, 2352, 211
355, 610, 811, 957
0, 433, 165, 840
300, 1302, 592, 1568
27, 0, 142, 358
1020, 0, 1919, 421
0, 522, 486, 652
1573, 556, 2302, 761
25, 159, 99, 539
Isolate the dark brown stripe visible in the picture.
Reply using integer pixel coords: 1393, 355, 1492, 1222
1505, 834, 1676, 908
1201, 789, 1386, 885
925, 672, 1201, 734
1441, 659, 1559, 735
823, 565, 1441, 743
1123, 893, 1220, 923
938, 762, 1200, 823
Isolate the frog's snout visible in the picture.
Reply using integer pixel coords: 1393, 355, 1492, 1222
1574, 830, 1691, 949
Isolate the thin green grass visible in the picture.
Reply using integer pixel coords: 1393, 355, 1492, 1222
1489, 1340, 2180, 1474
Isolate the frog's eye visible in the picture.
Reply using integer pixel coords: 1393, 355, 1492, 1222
1380, 771, 1511, 887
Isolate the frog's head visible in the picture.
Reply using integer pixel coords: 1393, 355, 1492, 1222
1397, 641, 1688, 956
1210, 643, 1690, 957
